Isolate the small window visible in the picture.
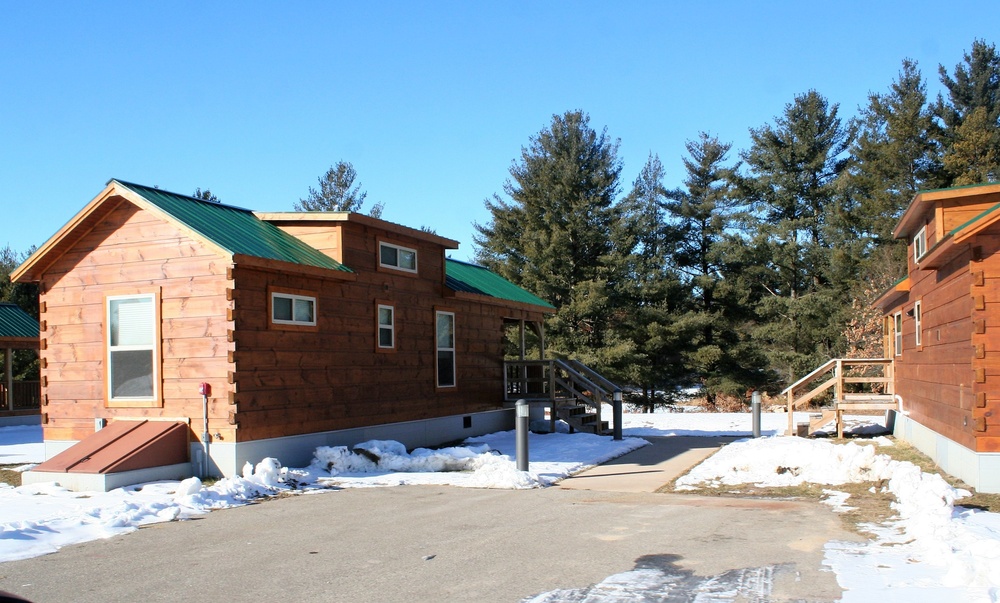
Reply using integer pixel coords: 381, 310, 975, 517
914, 227, 927, 262
914, 300, 922, 346
380, 242, 418, 273
894, 312, 903, 356
107, 294, 158, 403
377, 304, 395, 349
436, 311, 456, 388
271, 292, 316, 327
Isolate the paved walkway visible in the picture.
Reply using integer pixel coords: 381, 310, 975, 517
558, 435, 738, 492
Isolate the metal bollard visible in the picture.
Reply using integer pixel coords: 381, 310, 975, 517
613, 390, 623, 441
752, 390, 761, 438
516, 399, 529, 471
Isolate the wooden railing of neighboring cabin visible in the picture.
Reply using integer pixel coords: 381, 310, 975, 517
504, 359, 622, 439
783, 358, 895, 437
0, 380, 41, 413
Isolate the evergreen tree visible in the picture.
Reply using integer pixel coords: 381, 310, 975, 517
192, 188, 220, 203
474, 110, 625, 366
665, 133, 772, 405
613, 154, 685, 409
296, 161, 384, 218
935, 40, 1000, 185
739, 91, 856, 383
845, 59, 940, 247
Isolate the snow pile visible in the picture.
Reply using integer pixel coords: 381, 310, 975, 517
675, 436, 899, 489
674, 436, 1000, 599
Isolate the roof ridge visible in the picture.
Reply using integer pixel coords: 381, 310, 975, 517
111, 179, 253, 213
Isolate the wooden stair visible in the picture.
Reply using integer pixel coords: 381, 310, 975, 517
556, 403, 610, 435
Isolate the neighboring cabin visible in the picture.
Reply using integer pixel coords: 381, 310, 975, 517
878, 182, 1000, 493
12, 179, 554, 486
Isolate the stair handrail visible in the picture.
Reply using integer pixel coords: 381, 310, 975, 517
563, 359, 618, 394
784, 357, 894, 436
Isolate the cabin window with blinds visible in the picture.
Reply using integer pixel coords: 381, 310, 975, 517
107, 294, 158, 404
271, 292, 316, 327
914, 300, 922, 346
379, 242, 418, 273
436, 311, 456, 388
377, 304, 395, 350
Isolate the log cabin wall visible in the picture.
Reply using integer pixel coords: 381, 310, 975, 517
230, 220, 542, 442
892, 242, 976, 449
38, 200, 234, 443
971, 233, 1000, 451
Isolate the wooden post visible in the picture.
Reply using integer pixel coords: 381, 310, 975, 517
5, 347, 11, 412
835, 359, 844, 438
787, 388, 794, 436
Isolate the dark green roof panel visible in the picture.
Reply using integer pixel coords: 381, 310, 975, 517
114, 180, 351, 273
445, 259, 555, 310
0, 303, 39, 339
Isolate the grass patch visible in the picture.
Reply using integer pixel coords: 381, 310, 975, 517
1, 465, 23, 488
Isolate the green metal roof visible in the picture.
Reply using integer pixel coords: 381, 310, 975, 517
917, 181, 1000, 195
445, 259, 555, 310
0, 303, 39, 339
114, 180, 351, 273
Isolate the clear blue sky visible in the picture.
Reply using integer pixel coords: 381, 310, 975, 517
1, 2, 995, 262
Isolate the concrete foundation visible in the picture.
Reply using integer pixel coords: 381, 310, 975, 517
893, 412, 1000, 493
37, 408, 516, 483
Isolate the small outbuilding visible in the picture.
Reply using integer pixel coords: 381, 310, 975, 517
13, 179, 556, 487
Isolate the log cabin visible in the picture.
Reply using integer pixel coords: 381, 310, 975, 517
12, 179, 556, 489
876, 181, 1000, 493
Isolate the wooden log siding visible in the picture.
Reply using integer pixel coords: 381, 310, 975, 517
227, 221, 537, 442
891, 240, 977, 450
37, 202, 235, 442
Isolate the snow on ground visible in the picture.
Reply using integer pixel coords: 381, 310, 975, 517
2, 410, 999, 602
0, 426, 646, 563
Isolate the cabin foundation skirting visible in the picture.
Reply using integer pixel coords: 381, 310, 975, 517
204, 408, 516, 478
893, 412, 1000, 493
38, 409, 516, 481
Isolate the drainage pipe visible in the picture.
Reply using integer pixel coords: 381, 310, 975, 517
199, 382, 212, 478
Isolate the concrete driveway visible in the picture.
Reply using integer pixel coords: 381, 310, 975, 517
0, 476, 856, 602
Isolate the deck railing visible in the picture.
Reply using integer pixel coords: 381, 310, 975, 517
0, 380, 41, 412
782, 358, 894, 436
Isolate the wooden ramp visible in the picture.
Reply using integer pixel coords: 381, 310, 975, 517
23, 420, 191, 491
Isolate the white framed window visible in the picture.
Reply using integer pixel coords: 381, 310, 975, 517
377, 304, 395, 350
271, 291, 316, 327
894, 312, 903, 356
107, 293, 158, 403
380, 242, 418, 273
914, 300, 922, 346
913, 226, 927, 262
436, 310, 456, 388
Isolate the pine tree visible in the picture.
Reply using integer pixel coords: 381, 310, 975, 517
665, 133, 772, 405
474, 110, 624, 365
192, 188, 220, 203
613, 154, 685, 408
296, 161, 384, 217
739, 91, 856, 383
935, 39, 1000, 185
845, 59, 940, 246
